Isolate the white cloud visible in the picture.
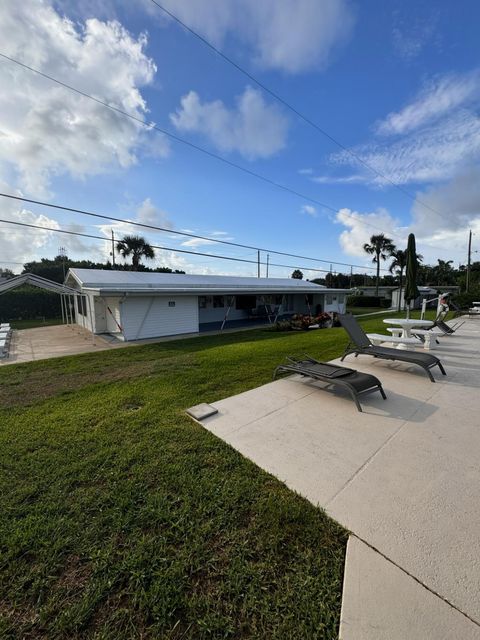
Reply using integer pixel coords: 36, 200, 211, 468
339, 110, 480, 186
0, 183, 60, 268
312, 173, 366, 185
391, 7, 441, 63
181, 231, 233, 248
335, 176, 480, 266
300, 204, 317, 217
170, 87, 288, 159
0, 0, 168, 195
409, 169, 480, 260
153, 0, 354, 74
335, 207, 402, 258
181, 238, 217, 248
136, 198, 173, 229
328, 70, 480, 187
376, 72, 480, 136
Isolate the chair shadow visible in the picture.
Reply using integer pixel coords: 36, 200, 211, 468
305, 379, 438, 423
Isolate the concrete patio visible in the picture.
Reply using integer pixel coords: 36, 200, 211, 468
0, 325, 121, 365
195, 317, 480, 638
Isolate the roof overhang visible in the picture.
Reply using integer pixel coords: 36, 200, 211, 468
83, 287, 353, 296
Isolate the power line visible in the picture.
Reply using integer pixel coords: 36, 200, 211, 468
0, 192, 389, 272
0, 51, 406, 241
0, 217, 343, 275
148, 0, 444, 217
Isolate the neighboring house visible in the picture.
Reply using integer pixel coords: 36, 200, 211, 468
391, 286, 460, 310
353, 286, 398, 302
65, 269, 350, 341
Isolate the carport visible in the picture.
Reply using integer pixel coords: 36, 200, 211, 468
0, 272, 94, 337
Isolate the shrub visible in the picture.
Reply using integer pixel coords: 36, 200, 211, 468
452, 291, 480, 309
0, 287, 62, 321
347, 295, 384, 307
270, 313, 333, 332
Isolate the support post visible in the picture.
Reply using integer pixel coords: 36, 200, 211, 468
257, 250, 260, 278
60, 294, 65, 325
111, 229, 116, 267
305, 294, 312, 316
65, 295, 71, 327
86, 294, 96, 345
80, 295, 87, 334
261, 295, 272, 324
273, 295, 284, 324
266, 254, 269, 278
220, 296, 235, 331
466, 229, 472, 293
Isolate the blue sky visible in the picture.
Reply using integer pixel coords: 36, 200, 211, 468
1, 0, 480, 277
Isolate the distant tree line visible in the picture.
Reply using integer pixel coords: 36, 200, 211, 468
18, 235, 185, 284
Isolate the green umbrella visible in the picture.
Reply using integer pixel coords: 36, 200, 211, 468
404, 233, 420, 318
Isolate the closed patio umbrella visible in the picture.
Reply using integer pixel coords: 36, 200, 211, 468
404, 233, 420, 319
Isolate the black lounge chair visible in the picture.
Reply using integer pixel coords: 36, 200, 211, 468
273, 355, 386, 412
338, 314, 446, 383
432, 310, 464, 334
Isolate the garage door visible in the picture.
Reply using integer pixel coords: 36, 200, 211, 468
121, 296, 199, 341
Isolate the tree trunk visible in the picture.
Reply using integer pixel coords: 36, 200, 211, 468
397, 268, 403, 312
375, 252, 380, 296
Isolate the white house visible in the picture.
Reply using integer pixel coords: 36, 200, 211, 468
390, 285, 460, 310
65, 269, 350, 341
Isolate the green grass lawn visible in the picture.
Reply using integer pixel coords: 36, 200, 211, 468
0, 311, 436, 639
346, 306, 392, 316
8, 317, 63, 330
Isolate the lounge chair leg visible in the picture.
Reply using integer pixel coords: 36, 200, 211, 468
438, 362, 447, 376
379, 386, 387, 400
350, 391, 363, 412
425, 367, 435, 382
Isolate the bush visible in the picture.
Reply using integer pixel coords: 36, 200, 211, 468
270, 313, 333, 332
0, 287, 62, 321
268, 320, 293, 332
452, 291, 480, 309
347, 295, 384, 307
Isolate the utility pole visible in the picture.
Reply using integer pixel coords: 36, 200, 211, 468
266, 253, 269, 278
111, 229, 116, 267
349, 265, 353, 289
466, 229, 472, 292
257, 250, 260, 278
59, 246, 66, 280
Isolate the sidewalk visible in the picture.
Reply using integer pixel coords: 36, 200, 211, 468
195, 318, 480, 638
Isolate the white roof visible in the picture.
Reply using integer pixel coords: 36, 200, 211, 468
66, 268, 350, 295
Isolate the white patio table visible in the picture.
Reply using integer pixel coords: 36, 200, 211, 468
383, 318, 434, 338
382, 318, 434, 350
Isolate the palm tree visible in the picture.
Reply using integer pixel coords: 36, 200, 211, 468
390, 248, 423, 310
116, 235, 155, 270
363, 234, 396, 296
434, 259, 455, 286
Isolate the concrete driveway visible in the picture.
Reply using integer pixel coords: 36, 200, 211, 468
1, 325, 121, 365
195, 318, 480, 638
